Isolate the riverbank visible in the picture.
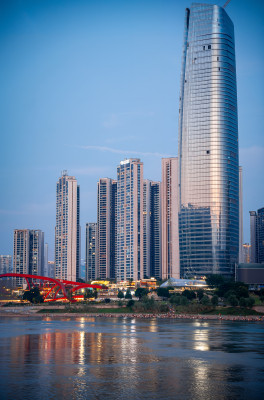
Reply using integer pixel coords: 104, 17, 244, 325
1, 307, 263, 322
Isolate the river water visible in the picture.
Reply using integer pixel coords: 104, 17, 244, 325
0, 316, 263, 399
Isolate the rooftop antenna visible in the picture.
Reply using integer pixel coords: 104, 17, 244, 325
223, 0, 231, 8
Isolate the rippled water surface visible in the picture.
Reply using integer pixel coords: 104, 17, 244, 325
0, 317, 264, 399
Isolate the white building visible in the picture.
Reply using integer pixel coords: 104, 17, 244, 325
116, 158, 143, 281
55, 171, 80, 281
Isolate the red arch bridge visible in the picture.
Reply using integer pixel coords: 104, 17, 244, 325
0, 273, 107, 303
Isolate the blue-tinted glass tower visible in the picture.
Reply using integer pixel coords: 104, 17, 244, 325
178, 3, 239, 278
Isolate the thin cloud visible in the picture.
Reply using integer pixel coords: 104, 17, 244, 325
102, 111, 155, 128
77, 145, 174, 158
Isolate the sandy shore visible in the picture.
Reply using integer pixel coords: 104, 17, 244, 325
1, 308, 264, 322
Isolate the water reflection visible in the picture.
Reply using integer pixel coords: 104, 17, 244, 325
0, 318, 263, 400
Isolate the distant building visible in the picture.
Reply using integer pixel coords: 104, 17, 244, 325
85, 223, 97, 281
97, 178, 116, 279
55, 171, 80, 281
142, 180, 151, 278
257, 207, 264, 264
44, 243, 49, 276
13, 229, 44, 285
242, 243, 251, 264
150, 181, 161, 279
0, 255, 12, 274
161, 157, 179, 279
236, 263, 264, 287
47, 261, 55, 278
116, 158, 143, 281
249, 207, 264, 264
239, 166, 243, 263
249, 211, 257, 263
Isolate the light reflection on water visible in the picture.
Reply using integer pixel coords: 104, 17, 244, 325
0, 317, 263, 400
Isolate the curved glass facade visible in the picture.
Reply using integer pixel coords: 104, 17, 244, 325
178, 3, 239, 278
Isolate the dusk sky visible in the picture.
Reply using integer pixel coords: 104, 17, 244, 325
1, 0, 263, 260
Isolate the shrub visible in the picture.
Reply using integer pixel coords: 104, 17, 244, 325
201, 295, 211, 306
180, 296, 189, 306
245, 297, 255, 308
104, 298, 111, 303
227, 294, 238, 307
169, 294, 181, 305
239, 297, 247, 307
196, 289, 204, 301
135, 288, 149, 299
117, 290, 124, 299
157, 287, 170, 298
125, 289, 132, 299
211, 295, 218, 306
182, 290, 196, 300
127, 299, 134, 308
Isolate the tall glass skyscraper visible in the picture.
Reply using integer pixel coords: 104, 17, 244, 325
178, 3, 239, 278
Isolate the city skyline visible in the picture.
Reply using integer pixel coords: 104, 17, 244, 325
1, 0, 263, 259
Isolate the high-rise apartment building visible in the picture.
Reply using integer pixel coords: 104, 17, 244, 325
116, 158, 143, 281
13, 229, 44, 285
249, 211, 257, 263
150, 181, 161, 279
85, 223, 97, 281
239, 166, 243, 263
0, 255, 12, 274
55, 171, 80, 281
161, 158, 179, 279
97, 178, 116, 279
250, 207, 264, 264
143, 180, 151, 278
178, 3, 239, 278
257, 207, 264, 264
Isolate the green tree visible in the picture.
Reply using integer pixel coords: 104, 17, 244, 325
157, 287, 170, 298
201, 295, 211, 306
117, 290, 124, 299
125, 289, 132, 299
239, 297, 247, 307
182, 290, 196, 300
84, 289, 97, 300
169, 294, 181, 305
23, 287, 44, 303
245, 297, 255, 308
127, 299, 134, 308
206, 274, 225, 288
227, 294, 238, 307
196, 289, 204, 301
211, 295, 219, 306
135, 288, 149, 299
180, 296, 189, 306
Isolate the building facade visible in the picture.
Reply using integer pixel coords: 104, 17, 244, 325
13, 229, 44, 285
250, 207, 264, 264
161, 157, 180, 279
150, 181, 161, 279
55, 171, 80, 281
97, 178, 116, 279
0, 255, 12, 275
116, 158, 143, 281
249, 211, 257, 263
142, 180, 151, 278
178, 3, 239, 278
239, 166, 243, 263
257, 207, 264, 264
85, 223, 97, 281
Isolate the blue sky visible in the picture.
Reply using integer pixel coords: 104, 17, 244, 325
1, 0, 263, 260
